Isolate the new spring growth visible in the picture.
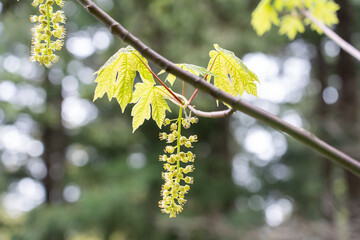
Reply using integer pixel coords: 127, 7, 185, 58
158, 108, 198, 218
30, 0, 66, 67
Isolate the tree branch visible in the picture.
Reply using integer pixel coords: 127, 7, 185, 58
301, 9, 360, 62
76, 0, 360, 177
187, 105, 235, 118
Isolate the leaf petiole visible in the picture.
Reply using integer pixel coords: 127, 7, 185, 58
132, 52, 183, 104
188, 53, 218, 104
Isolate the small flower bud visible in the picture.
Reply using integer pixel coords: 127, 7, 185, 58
179, 136, 187, 145
55, 0, 65, 7
168, 165, 176, 172
163, 163, 170, 170
165, 146, 175, 154
159, 132, 167, 140
30, 15, 39, 22
184, 176, 194, 184
159, 155, 167, 162
189, 135, 198, 142
178, 198, 187, 205
170, 123, 177, 131
185, 141, 192, 148
183, 165, 194, 174
167, 155, 176, 164
164, 118, 171, 126
183, 121, 191, 129
190, 117, 199, 123
166, 134, 176, 143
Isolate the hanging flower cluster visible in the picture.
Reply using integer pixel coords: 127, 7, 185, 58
30, 0, 66, 68
158, 108, 198, 218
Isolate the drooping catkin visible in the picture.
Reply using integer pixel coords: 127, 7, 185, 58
158, 108, 198, 218
30, 0, 66, 67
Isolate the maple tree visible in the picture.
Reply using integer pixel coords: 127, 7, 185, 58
27, 0, 360, 217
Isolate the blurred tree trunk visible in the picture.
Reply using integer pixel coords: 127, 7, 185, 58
1, 0, 17, 14
42, 73, 67, 203
205, 118, 236, 239
315, 40, 335, 229
335, 0, 360, 238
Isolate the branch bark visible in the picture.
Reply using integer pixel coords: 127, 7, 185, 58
76, 0, 360, 177
301, 9, 360, 62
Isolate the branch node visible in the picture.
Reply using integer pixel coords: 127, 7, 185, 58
84, 1, 94, 11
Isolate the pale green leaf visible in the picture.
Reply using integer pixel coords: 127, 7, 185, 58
93, 46, 133, 101
244, 82, 258, 97
134, 52, 154, 82
279, 15, 305, 40
252, 0, 339, 38
283, 0, 303, 10
93, 46, 154, 112
274, 0, 284, 11
131, 81, 171, 132
309, 0, 339, 33
251, 0, 279, 36
208, 44, 259, 103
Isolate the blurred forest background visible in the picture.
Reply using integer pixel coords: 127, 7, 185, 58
0, 0, 359, 239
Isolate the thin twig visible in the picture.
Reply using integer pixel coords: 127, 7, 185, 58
77, 0, 360, 177
187, 105, 235, 118
301, 9, 360, 62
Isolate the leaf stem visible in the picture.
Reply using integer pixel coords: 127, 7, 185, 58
188, 54, 218, 104
132, 52, 183, 104
301, 9, 360, 62
77, 0, 360, 177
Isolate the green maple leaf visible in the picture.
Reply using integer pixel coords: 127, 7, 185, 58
131, 81, 171, 132
207, 44, 259, 103
93, 46, 154, 112
253, 0, 340, 39
158, 63, 213, 85
283, 0, 304, 10
251, 0, 279, 36
308, 0, 339, 33
279, 15, 305, 40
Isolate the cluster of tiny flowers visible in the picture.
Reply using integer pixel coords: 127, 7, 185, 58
158, 116, 199, 218
30, 0, 66, 67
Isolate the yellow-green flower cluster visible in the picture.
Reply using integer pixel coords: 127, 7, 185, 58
30, 0, 66, 68
158, 113, 198, 218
